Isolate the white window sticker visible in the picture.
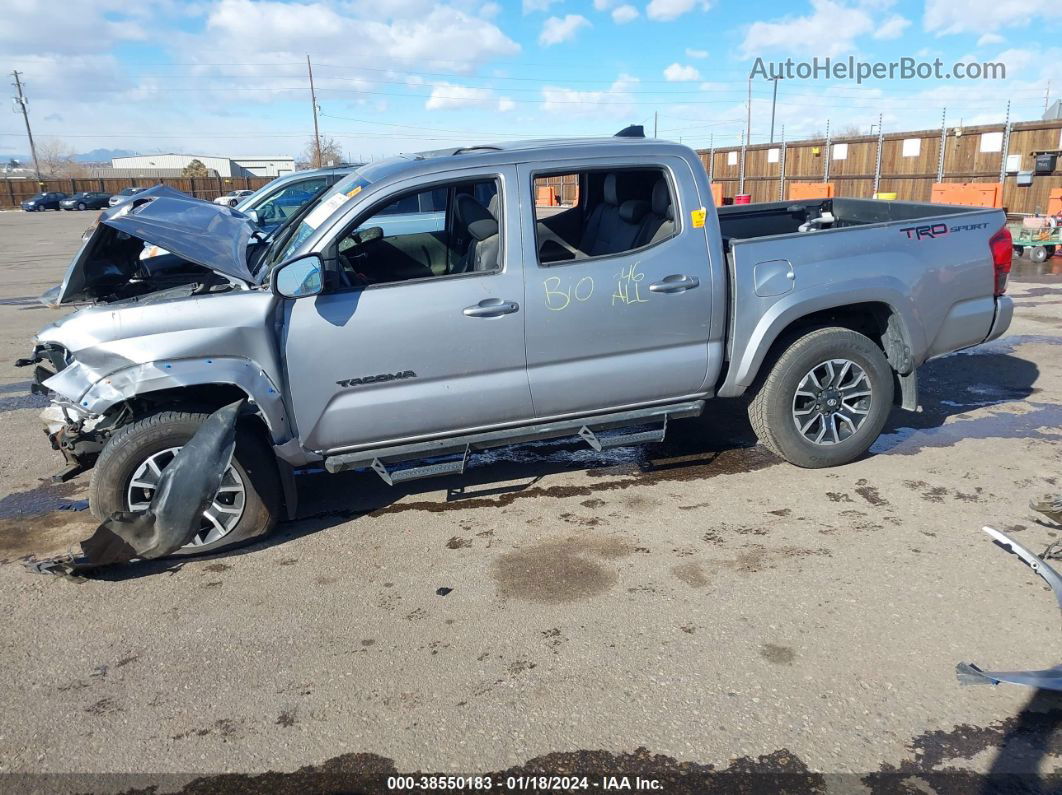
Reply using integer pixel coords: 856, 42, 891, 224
767, 148, 779, 163
980, 132, 1003, 153
1006, 154, 1022, 173
832, 143, 848, 160
727, 151, 737, 165
301, 191, 349, 230
902, 138, 920, 157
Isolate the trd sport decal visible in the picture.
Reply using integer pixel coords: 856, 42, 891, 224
900, 221, 990, 240
337, 370, 417, 388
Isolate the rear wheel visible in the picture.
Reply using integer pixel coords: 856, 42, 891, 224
89, 410, 280, 555
747, 327, 894, 468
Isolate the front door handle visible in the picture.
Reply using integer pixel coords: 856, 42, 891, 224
649, 274, 700, 293
463, 298, 520, 317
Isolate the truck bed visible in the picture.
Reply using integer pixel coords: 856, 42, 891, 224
716, 197, 1009, 398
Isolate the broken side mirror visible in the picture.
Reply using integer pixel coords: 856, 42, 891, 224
273, 254, 324, 299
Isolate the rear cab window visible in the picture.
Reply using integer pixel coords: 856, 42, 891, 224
531, 167, 677, 266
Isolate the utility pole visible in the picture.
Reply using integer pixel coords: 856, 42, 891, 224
769, 78, 779, 143
653, 111, 658, 138
11, 71, 41, 182
746, 77, 752, 147
306, 55, 322, 167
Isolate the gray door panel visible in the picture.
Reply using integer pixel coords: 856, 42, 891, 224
282, 167, 531, 452
518, 158, 712, 417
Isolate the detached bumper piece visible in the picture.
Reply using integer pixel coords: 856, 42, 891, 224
24, 401, 242, 578
956, 526, 1062, 690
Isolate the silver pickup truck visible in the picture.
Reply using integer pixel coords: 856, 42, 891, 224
20, 131, 1014, 553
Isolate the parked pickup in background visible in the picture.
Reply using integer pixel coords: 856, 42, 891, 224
20, 130, 1014, 553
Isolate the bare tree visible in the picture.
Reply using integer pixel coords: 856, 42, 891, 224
34, 138, 87, 177
836, 124, 865, 138
182, 159, 210, 177
299, 134, 344, 169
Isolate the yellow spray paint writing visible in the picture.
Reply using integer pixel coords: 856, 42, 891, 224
544, 275, 594, 311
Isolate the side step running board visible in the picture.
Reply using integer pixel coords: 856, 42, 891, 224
370, 446, 469, 486
579, 416, 667, 451
324, 399, 703, 480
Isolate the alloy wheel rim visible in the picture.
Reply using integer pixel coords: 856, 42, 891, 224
126, 446, 246, 547
791, 359, 873, 446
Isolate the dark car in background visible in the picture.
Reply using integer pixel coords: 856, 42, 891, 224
60, 192, 112, 211
21, 192, 67, 211
108, 186, 148, 207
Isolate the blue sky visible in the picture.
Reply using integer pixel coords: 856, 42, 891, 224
2, 0, 1058, 161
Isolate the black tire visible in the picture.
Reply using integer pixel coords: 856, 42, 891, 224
747, 327, 894, 468
1030, 246, 1048, 264
89, 410, 280, 556
1046, 246, 1057, 258
36, 205, 45, 212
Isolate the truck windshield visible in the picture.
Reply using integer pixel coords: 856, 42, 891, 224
273, 173, 373, 265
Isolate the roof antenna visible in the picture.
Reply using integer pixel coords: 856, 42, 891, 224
614, 125, 645, 138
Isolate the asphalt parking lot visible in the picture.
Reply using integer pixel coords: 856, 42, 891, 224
1, 208, 1061, 792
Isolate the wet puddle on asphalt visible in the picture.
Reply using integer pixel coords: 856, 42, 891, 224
0, 480, 93, 563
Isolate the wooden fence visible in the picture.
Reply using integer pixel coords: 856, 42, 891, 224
698, 119, 1062, 216
0, 175, 274, 209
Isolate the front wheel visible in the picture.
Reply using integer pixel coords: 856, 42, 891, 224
89, 410, 280, 555
77, 202, 86, 210
1029, 246, 1048, 264
747, 327, 895, 468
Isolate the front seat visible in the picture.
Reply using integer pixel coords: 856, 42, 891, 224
454, 193, 500, 273
635, 179, 675, 247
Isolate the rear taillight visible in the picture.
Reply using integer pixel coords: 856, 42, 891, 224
989, 225, 1012, 296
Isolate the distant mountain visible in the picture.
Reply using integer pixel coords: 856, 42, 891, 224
73, 148, 137, 163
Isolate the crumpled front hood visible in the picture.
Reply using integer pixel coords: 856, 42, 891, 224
52, 185, 257, 305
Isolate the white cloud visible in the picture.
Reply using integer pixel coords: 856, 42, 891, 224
685, 48, 708, 58
498, 97, 516, 111
424, 82, 494, 110
647, 0, 709, 22
924, 0, 1047, 36
977, 32, 1005, 46
539, 14, 591, 45
479, 2, 501, 19
663, 63, 701, 82
593, 0, 612, 8
0, 0, 146, 55
739, 0, 874, 58
200, 0, 519, 68
873, 14, 910, 39
612, 4, 639, 23
541, 73, 639, 117
523, 0, 560, 13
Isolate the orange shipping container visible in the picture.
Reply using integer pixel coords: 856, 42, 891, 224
788, 182, 835, 200
930, 182, 1002, 208
1047, 188, 1062, 216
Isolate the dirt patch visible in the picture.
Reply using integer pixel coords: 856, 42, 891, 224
492, 535, 632, 603
445, 536, 471, 549
760, 644, 796, 665
854, 480, 888, 506
671, 561, 710, 588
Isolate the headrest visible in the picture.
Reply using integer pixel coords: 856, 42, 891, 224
487, 192, 499, 218
651, 179, 672, 217
456, 194, 498, 241
603, 173, 619, 206
619, 199, 649, 224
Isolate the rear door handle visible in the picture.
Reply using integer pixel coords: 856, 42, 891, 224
649, 274, 700, 293
463, 298, 520, 317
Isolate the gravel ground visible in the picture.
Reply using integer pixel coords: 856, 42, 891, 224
0, 209, 1061, 793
